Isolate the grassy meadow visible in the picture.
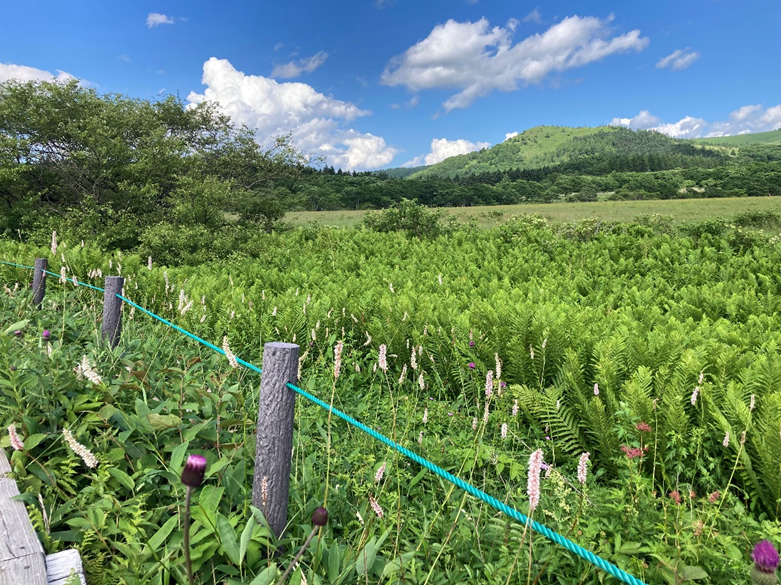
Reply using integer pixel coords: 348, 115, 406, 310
285, 196, 781, 229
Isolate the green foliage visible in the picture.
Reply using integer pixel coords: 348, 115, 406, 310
3, 221, 781, 583
363, 198, 449, 238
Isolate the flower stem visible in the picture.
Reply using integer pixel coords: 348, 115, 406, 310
278, 526, 319, 584
184, 485, 194, 585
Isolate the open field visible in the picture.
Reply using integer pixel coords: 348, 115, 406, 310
286, 196, 781, 228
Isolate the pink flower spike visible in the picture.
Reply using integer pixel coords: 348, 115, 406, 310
527, 449, 543, 511
577, 452, 589, 485
8, 425, 24, 451
369, 495, 383, 519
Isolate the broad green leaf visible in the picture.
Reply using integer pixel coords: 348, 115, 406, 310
216, 513, 240, 565
148, 515, 179, 550
147, 413, 182, 431
108, 467, 135, 491
239, 517, 255, 567
248, 564, 278, 585
170, 441, 189, 472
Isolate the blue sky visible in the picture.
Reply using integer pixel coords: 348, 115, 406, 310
2, 1, 779, 170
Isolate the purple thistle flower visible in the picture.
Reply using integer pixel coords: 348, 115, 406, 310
311, 507, 329, 526
42, 330, 50, 340
753, 540, 780, 573
468, 362, 475, 369
181, 454, 207, 488
13, 330, 21, 337
469, 341, 475, 347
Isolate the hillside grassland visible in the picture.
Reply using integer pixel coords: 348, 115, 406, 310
285, 195, 781, 228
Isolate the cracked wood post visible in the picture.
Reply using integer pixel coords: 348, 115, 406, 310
102, 276, 125, 349
32, 258, 47, 309
252, 342, 299, 539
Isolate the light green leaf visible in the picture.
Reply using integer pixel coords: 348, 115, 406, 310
108, 467, 135, 491
217, 513, 240, 565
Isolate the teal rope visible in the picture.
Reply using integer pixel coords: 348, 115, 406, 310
1, 256, 645, 584
286, 380, 647, 585
116, 295, 262, 372
0, 259, 34, 270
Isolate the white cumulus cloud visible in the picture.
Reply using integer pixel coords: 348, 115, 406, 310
610, 104, 781, 138
504, 131, 519, 141
403, 137, 491, 167
381, 14, 648, 112
147, 13, 175, 27
656, 48, 699, 71
271, 51, 328, 79
186, 57, 399, 170
0, 62, 76, 84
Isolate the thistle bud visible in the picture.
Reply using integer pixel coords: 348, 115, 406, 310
181, 454, 207, 488
752, 540, 780, 585
311, 507, 329, 526
42, 330, 51, 340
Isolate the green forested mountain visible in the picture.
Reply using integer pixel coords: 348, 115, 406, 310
409, 125, 728, 179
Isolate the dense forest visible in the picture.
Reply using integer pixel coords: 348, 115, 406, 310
1, 79, 780, 252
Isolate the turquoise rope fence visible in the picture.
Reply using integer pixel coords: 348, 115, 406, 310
0, 257, 647, 585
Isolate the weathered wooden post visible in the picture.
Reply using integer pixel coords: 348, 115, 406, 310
32, 258, 47, 309
102, 276, 125, 349
252, 342, 299, 539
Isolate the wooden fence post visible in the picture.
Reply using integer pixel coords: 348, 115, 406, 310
252, 342, 299, 539
32, 258, 47, 309
102, 276, 125, 349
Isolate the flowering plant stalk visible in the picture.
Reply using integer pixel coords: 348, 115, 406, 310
180, 454, 207, 585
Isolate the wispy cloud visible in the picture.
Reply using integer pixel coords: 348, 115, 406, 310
147, 13, 175, 28
656, 48, 699, 71
522, 9, 542, 24
271, 51, 328, 79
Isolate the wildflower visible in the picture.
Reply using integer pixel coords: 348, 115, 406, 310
472, 417, 478, 430
438, 274, 442, 285
620, 445, 648, 459
60, 266, 67, 284
483, 401, 490, 424
369, 496, 383, 519
222, 336, 238, 369
356, 511, 364, 525
13, 330, 21, 337
636, 422, 652, 433
8, 425, 24, 451
708, 491, 720, 504
669, 491, 682, 505
556, 399, 560, 410
200, 314, 206, 323
723, 431, 730, 448
527, 449, 544, 511
751, 540, 780, 583
422, 408, 428, 424
512, 399, 519, 417
418, 431, 423, 444
147, 256, 153, 270
542, 338, 547, 349
42, 330, 50, 340
750, 394, 756, 411
577, 452, 589, 485
593, 383, 599, 396
468, 362, 475, 369
374, 462, 386, 484
62, 429, 98, 468
485, 370, 494, 397
410, 349, 417, 370
378, 344, 387, 372
501, 423, 508, 439
469, 341, 475, 347
530, 345, 535, 360
741, 430, 747, 445
418, 372, 425, 391
75, 356, 102, 385
51, 231, 57, 255
691, 386, 699, 406
398, 364, 407, 385
181, 455, 207, 488
699, 371, 704, 385
180, 300, 193, 315
333, 340, 343, 379
495, 353, 502, 379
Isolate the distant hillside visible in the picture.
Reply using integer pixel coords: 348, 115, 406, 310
409, 125, 727, 180
692, 129, 781, 146
371, 166, 426, 179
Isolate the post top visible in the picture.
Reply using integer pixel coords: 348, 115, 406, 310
264, 342, 300, 350
105, 275, 125, 282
